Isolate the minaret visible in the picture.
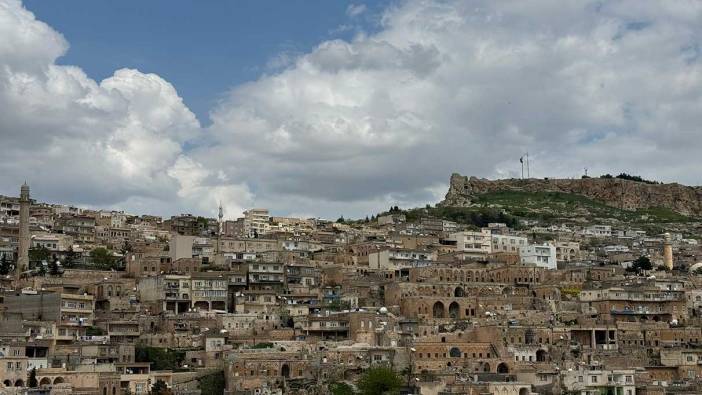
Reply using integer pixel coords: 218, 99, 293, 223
663, 233, 673, 270
16, 182, 30, 282
218, 201, 224, 235
215, 202, 224, 265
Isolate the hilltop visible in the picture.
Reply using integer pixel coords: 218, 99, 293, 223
438, 173, 702, 224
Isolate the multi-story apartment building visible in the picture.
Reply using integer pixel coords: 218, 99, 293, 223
4, 290, 95, 343
0, 341, 28, 388
56, 214, 96, 244
491, 234, 528, 254
561, 369, 636, 395
247, 261, 285, 291
581, 286, 688, 323
519, 244, 557, 270
449, 230, 492, 258
243, 208, 270, 237
138, 274, 192, 315
191, 272, 228, 311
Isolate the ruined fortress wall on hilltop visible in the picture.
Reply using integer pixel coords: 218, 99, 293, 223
441, 173, 702, 216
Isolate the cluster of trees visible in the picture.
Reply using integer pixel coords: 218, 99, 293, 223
198, 371, 225, 395
151, 379, 173, 395
327, 299, 352, 311
3, 242, 130, 278
135, 347, 185, 371
600, 173, 660, 184
429, 206, 520, 228
90, 245, 131, 271
626, 256, 653, 273
330, 367, 403, 395
0, 255, 12, 275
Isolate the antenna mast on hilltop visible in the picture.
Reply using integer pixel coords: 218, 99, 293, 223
520, 152, 530, 179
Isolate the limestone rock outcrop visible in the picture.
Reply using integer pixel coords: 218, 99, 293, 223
441, 173, 702, 217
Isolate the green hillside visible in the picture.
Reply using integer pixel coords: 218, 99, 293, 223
471, 190, 692, 224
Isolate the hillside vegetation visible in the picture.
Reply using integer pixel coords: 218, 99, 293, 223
472, 190, 692, 224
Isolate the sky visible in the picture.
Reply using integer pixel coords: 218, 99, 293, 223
1, 0, 702, 220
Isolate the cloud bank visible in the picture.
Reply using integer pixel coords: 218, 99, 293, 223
2, 0, 702, 219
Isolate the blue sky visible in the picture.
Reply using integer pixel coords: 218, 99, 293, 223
3, 0, 702, 219
24, 0, 387, 125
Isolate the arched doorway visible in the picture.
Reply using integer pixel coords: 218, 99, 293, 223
454, 287, 465, 297
483, 362, 491, 372
432, 301, 445, 318
281, 364, 290, 378
39, 377, 51, 386
3, 380, 11, 387
497, 362, 509, 373
53, 377, 64, 385
519, 388, 530, 395
449, 347, 462, 358
448, 302, 460, 319
14, 379, 24, 387
536, 349, 548, 362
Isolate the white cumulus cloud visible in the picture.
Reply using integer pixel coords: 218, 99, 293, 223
3, 0, 702, 219
0, 0, 250, 218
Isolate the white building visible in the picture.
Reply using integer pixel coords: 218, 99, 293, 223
367, 248, 436, 270
584, 225, 612, 237
243, 208, 270, 237
561, 369, 635, 395
450, 230, 492, 258
519, 244, 557, 270
491, 234, 527, 254
603, 245, 630, 253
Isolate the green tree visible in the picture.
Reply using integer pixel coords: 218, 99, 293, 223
86, 326, 105, 336
63, 246, 79, 268
337, 216, 345, 223
151, 379, 172, 395
90, 247, 116, 269
198, 371, 225, 395
0, 255, 10, 275
330, 382, 355, 395
28, 246, 50, 264
28, 368, 38, 387
328, 299, 351, 311
36, 262, 47, 276
627, 256, 653, 273
135, 346, 185, 371
357, 367, 402, 395
121, 240, 133, 254
49, 259, 61, 276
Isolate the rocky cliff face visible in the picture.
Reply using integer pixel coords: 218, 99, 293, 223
441, 173, 702, 217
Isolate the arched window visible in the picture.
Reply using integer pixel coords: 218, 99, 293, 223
449, 302, 460, 319
433, 301, 445, 318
